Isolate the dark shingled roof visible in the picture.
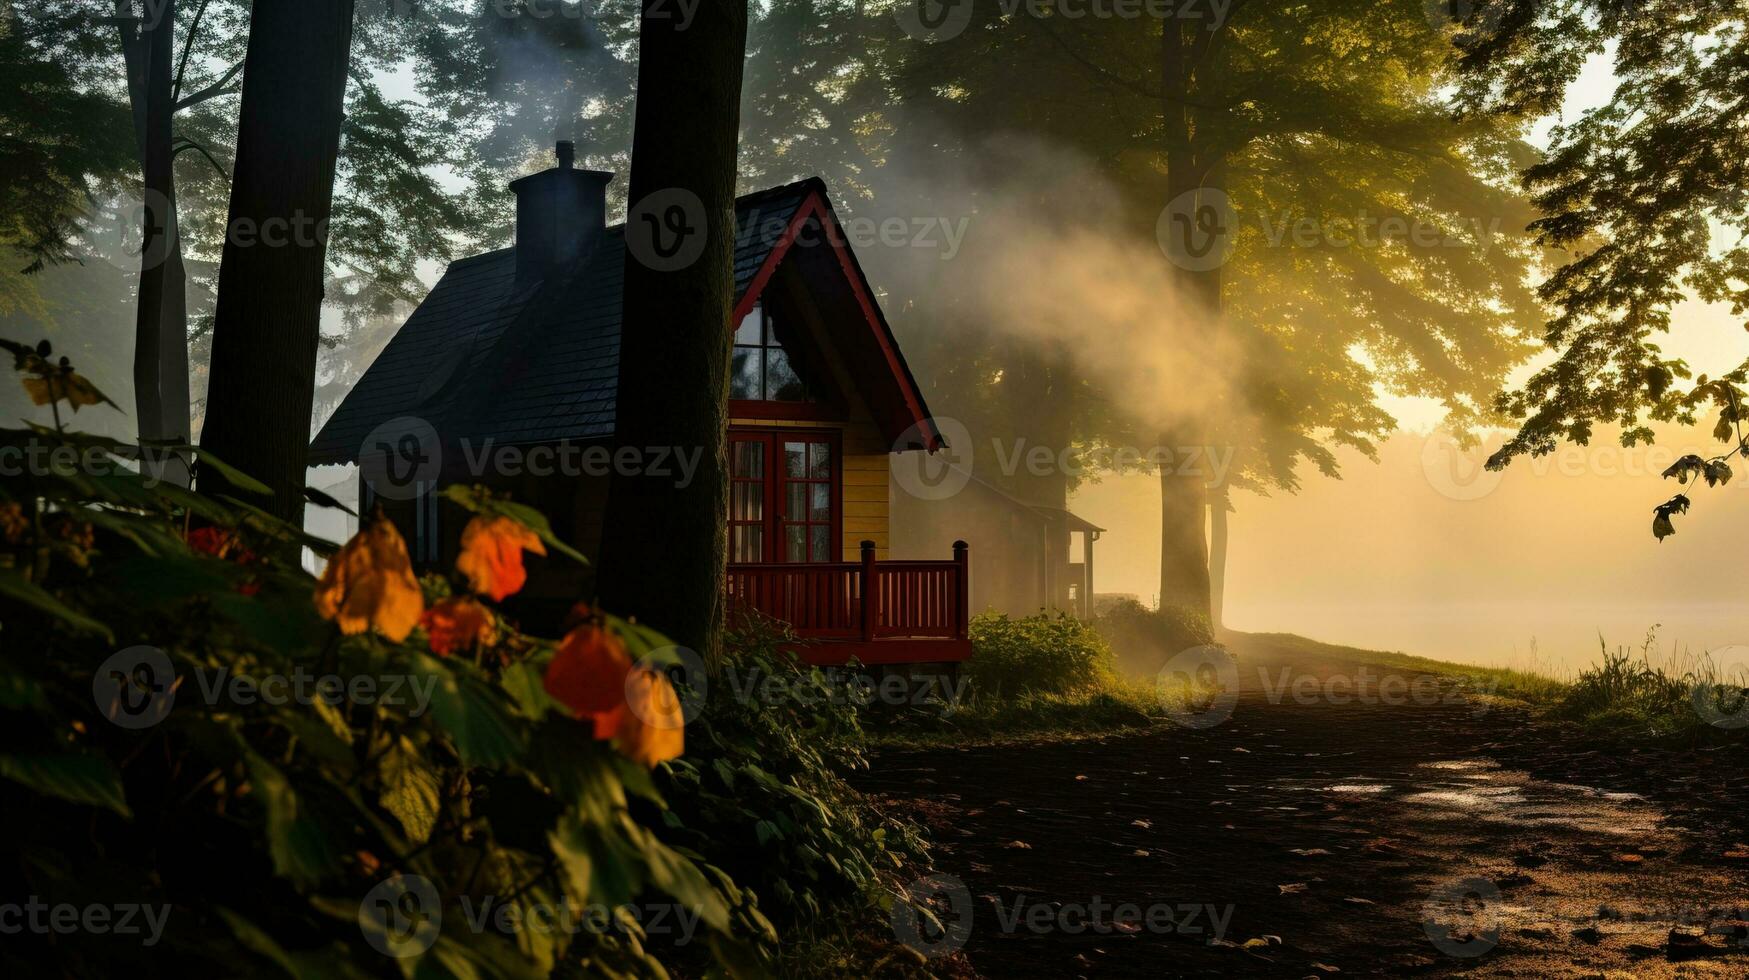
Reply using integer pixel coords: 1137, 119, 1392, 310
309, 180, 813, 465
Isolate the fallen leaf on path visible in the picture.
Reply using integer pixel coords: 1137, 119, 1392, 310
1310, 963, 1341, 973
1612, 853, 1645, 864
1278, 883, 1308, 894
1075, 774, 1088, 781
1722, 849, 1749, 860
1343, 897, 1374, 905
1131, 819, 1152, 829
1004, 840, 1032, 850
1289, 848, 1332, 857
1233, 747, 1250, 753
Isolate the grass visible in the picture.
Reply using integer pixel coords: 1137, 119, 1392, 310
867, 673, 1165, 748
1548, 631, 1749, 744
868, 626, 1748, 750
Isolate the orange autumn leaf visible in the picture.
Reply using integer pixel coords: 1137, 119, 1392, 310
455, 515, 546, 601
614, 667, 685, 766
314, 517, 424, 642
419, 596, 497, 656
543, 624, 633, 738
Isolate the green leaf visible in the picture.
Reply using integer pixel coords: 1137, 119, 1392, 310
379, 736, 441, 844
0, 753, 130, 816
245, 751, 335, 887
192, 449, 273, 495
0, 567, 113, 641
417, 655, 526, 767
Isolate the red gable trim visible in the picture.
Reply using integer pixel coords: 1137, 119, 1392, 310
732, 190, 944, 452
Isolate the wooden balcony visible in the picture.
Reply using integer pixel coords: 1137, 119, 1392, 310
725, 541, 972, 666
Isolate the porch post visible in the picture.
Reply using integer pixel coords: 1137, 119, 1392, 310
953, 539, 969, 640
860, 539, 877, 641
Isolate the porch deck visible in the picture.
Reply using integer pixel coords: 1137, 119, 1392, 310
726, 541, 972, 666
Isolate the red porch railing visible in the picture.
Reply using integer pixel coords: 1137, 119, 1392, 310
725, 540, 969, 643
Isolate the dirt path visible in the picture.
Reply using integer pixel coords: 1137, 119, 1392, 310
858, 635, 1749, 978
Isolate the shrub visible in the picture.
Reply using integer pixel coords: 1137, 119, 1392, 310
1094, 598, 1216, 676
966, 611, 1115, 696
657, 614, 928, 945
1554, 632, 1749, 743
0, 338, 929, 978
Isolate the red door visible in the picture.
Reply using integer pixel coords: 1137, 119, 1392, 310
728, 430, 840, 564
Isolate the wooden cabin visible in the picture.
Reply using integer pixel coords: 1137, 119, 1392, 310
309, 144, 969, 667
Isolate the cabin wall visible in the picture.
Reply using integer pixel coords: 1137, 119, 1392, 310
889, 477, 1061, 617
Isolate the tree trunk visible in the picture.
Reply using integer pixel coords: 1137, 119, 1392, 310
126, 0, 191, 486
198, 0, 356, 528
1208, 485, 1228, 629
596, 0, 749, 662
1155, 17, 1225, 621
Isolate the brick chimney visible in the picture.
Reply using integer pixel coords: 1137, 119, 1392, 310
509, 140, 613, 282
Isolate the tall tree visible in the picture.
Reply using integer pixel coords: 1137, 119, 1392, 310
1451, 1, 1749, 538
879, 1, 1545, 619
198, 0, 355, 523
125, 0, 192, 483
596, 0, 749, 659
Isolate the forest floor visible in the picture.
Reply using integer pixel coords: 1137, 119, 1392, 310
856, 633, 1749, 978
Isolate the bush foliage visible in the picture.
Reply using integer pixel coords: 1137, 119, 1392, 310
1093, 598, 1216, 677
965, 611, 1115, 697
0, 339, 924, 978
